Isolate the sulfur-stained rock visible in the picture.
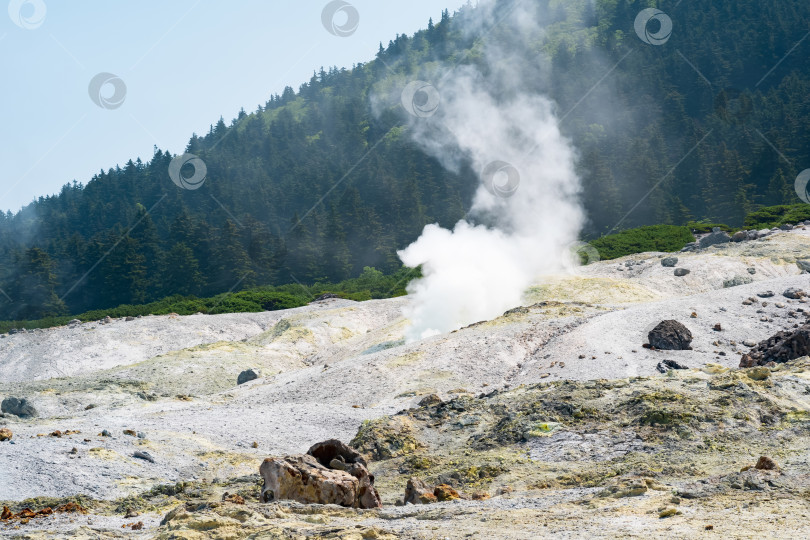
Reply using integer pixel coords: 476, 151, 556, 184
350, 417, 424, 460
260, 454, 368, 508
0, 428, 11, 442
434, 484, 460, 501
307, 439, 381, 509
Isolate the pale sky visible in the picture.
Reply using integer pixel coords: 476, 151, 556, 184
0, 0, 468, 213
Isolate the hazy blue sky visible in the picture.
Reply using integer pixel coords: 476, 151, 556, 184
0, 0, 467, 213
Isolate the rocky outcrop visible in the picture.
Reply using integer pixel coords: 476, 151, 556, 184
783, 288, 806, 300
1, 397, 37, 418
698, 228, 731, 248
739, 323, 810, 367
647, 320, 693, 350
259, 439, 381, 509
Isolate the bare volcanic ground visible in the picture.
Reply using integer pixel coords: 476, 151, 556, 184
1, 229, 810, 538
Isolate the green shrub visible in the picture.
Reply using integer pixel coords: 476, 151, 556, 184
589, 225, 696, 260
744, 204, 810, 229
685, 221, 734, 234
0, 266, 421, 333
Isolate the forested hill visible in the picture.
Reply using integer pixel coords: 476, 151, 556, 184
2, 0, 809, 320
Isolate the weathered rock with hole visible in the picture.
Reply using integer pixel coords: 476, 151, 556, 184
648, 320, 693, 350
260, 439, 381, 509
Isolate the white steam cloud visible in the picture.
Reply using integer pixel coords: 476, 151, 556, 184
395, 6, 585, 342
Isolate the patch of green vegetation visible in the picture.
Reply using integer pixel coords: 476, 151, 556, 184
588, 225, 696, 260
0, 266, 420, 334
744, 204, 810, 229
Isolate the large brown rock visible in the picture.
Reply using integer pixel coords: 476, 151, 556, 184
739, 323, 810, 367
647, 320, 693, 350
259, 440, 381, 509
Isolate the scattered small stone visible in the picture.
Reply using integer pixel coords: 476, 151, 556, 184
137, 432, 145, 439
705, 525, 714, 531
0, 428, 12, 442
124, 508, 139, 518
747, 267, 756, 274
690, 312, 698, 318
713, 323, 722, 331
755, 456, 778, 471
252, 441, 259, 449
223, 492, 245, 504
133, 451, 155, 463
723, 275, 753, 288
783, 288, 806, 300
659, 506, 681, 518
758, 291, 775, 298
661, 257, 678, 267
775, 302, 786, 308
674, 268, 690, 277
69, 447, 78, 454
84, 404, 97, 410
100, 430, 112, 437
123, 429, 137, 437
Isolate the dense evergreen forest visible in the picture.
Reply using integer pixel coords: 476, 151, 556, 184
1, 0, 809, 320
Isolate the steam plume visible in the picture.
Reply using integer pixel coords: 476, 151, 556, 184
396, 5, 585, 342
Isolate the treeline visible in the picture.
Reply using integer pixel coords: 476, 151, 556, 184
2, 0, 810, 320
